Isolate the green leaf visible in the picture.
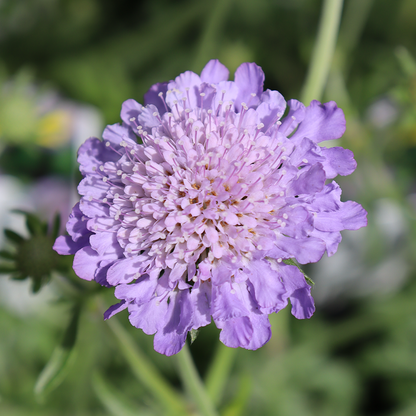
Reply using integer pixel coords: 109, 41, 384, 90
282, 258, 297, 267
51, 213, 61, 240
31, 275, 52, 293
34, 303, 81, 400
31, 278, 43, 293
189, 329, 199, 344
0, 250, 15, 260
61, 303, 82, 349
13, 210, 44, 236
0, 264, 17, 274
10, 273, 27, 280
4, 229, 24, 244
34, 344, 77, 401
304, 275, 315, 286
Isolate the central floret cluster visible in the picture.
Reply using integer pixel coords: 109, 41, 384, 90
54, 60, 367, 355
108, 91, 294, 282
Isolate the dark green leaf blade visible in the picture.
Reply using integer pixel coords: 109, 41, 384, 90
4, 229, 24, 244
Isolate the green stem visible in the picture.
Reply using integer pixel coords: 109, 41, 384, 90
337, 0, 374, 74
106, 317, 188, 416
300, 0, 344, 103
205, 343, 236, 406
176, 343, 219, 416
192, 0, 234, 72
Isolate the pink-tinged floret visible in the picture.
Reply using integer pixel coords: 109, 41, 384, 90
54, 60, 367, 355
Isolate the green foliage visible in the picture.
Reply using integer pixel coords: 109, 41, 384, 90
1, 0, 416, 415
0, 211, 65, 293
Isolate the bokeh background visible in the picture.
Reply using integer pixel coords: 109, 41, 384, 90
1, 0, 416, 415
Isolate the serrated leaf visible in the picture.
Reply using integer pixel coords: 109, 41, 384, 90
4, 229, 24, 244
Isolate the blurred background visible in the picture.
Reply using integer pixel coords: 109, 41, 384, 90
1, 0, 416, 415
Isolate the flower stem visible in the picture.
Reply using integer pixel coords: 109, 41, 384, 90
176, 343, 219, 416
192, 0, 234, 72
300, 0, 344, 103
205, 343, 236, 406
106, 317, 188, 416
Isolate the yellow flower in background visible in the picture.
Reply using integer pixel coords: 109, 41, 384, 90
35, 111, 72, 148
0, 67, 71, 149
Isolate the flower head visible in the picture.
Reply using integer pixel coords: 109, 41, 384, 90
1, 211, 62, 293
54, 60, 367, 355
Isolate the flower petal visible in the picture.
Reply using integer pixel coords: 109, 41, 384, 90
143, 82, 168, 115
279, 99, 305, 136
288, 163, 326, 196
104, 300, 128, 320
275, 235, 326, 264
167, 70, 201, 109
128, 293, 171, 335
66, 203, 90, 241
234, 62, 265, 111
218, 316, 253, 348
290, 100, 346, 144
102, 123, 137, 149
314, 200, 368, 232
114, 275, 158, 305
246, 314, 272, 350
247, 260, 287, 309
319, 147, 357, 178
107, 257, 143, 285
73, 246, 101, 281
200, 59, 229, 83
153, 329, 187, 356
120, 99, 143, 128
279, 264, 315, 319
53, 235, 85, 255
212, 282, 250, 321
256, 89, 286, 132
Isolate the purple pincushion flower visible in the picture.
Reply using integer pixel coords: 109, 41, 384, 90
54, 60, 367, 356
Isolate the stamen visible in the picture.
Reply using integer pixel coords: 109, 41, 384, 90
158, 91, 169, 112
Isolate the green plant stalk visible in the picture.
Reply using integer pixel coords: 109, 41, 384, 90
176, 343, 219, 416
92, 372, 150, 416
192, 0, 234, 72
205, 343, 236, 406
300, 0, 344, 103
106, 317, 188, 416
